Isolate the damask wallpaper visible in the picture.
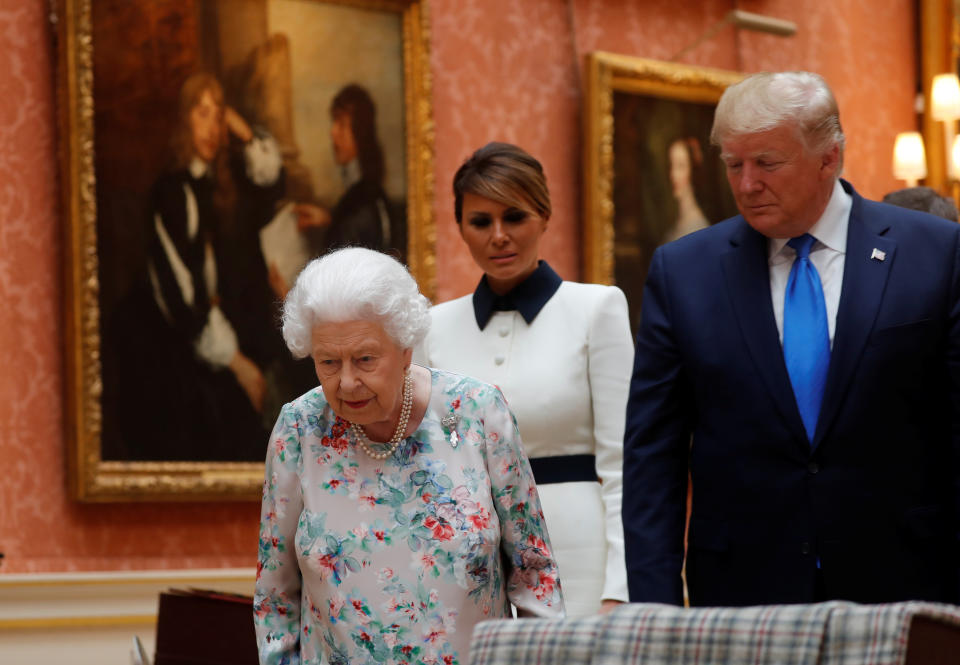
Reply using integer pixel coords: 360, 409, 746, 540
431, 0, 915, 302
0, 0, 916, 572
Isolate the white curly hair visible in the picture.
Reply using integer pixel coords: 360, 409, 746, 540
281, 248, 431, 358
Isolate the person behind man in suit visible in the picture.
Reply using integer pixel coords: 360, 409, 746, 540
882, 185, 959, 222
623, 71, 960, 607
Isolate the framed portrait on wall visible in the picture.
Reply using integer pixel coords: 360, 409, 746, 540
56, 0, 434, 501
583, 52, 742, 332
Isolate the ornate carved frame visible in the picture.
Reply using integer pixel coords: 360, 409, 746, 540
582, 52, 741, 285
56, 0, 435, 501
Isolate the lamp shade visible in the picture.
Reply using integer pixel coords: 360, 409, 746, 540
931, 73, 960, 121
951, 134, 960, 180
893, 131, 927, 183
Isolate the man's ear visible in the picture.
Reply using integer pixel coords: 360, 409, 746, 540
820, 143, 841, 178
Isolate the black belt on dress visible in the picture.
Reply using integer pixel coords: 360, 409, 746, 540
528, 454, 597, 485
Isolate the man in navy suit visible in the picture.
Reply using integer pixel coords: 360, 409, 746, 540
624, 71, 960, 606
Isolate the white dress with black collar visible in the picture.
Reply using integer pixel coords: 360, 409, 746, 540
416, 262, 633, 616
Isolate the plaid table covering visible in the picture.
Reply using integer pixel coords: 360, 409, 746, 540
469, 601, 960, 665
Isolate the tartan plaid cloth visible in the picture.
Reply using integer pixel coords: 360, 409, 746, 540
468, 601, 960, 665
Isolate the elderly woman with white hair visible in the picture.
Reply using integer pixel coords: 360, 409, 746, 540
254, 247, 565, 665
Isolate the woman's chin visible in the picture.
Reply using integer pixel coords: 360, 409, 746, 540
336, 400, 379, 422
484, 262, 537, 290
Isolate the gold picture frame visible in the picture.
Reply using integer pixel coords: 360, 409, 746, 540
57, 0, 434, 501
583, 52, 742, 329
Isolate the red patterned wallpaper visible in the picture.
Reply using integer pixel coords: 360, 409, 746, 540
0, 2, 259, 574
431, 0, 917, 301
0, 0, 915, 573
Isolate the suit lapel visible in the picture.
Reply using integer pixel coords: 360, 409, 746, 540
812, 186, 894, 449
721, 219, 809, 445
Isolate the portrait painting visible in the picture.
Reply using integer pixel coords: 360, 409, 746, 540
56, 0, 434, 500
583, 53, 742, 331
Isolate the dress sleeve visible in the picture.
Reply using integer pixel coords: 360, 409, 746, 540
192, 302, 240, 367
254, 403, 305, 665
587, 286, 634, 602
483, 387, 566, 618
243, 129, 283, 187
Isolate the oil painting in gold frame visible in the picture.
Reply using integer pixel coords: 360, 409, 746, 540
56, 0, 434, 501
583, 52, 742, 331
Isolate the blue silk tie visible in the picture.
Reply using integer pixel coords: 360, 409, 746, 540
783, 234, 830, 443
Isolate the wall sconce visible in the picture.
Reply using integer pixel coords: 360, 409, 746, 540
951, 135, 960, 180
893, 131, 928, 186
931, 73, 960, 183
931, 73, 960, 121
671, 10, 797, 61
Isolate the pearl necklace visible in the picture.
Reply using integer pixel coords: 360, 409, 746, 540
350, 369, 413, 460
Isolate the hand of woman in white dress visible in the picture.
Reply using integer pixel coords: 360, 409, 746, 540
598, 599, 624, 615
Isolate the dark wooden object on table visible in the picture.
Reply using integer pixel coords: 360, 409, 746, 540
154, 589, 258, 665
904, 613, 960, 665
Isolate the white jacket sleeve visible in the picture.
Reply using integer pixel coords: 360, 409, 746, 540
587, 286, 634, 602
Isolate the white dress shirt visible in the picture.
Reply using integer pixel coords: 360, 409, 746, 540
768, 179, 852, 347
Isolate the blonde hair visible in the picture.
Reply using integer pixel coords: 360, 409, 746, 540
453, 142, 551, 222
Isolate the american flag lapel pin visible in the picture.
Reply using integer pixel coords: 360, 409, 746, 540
870, 248, 886, 262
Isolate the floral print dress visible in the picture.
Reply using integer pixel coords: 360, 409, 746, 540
254, 368, 565, 665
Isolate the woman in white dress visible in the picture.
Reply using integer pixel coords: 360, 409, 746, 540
417, 142, 634, 616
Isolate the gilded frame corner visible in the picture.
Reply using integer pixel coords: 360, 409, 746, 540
56, 0, 434, 502
582, 52, 742, 285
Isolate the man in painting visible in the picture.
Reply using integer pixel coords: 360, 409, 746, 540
109, 72, 288, 461
295, 83, 404, 260
623, 71, 960, 606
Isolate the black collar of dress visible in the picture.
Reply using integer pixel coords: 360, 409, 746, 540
471, 260, 563, 329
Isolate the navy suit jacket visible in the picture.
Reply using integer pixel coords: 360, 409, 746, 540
623, 180, 960, 606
